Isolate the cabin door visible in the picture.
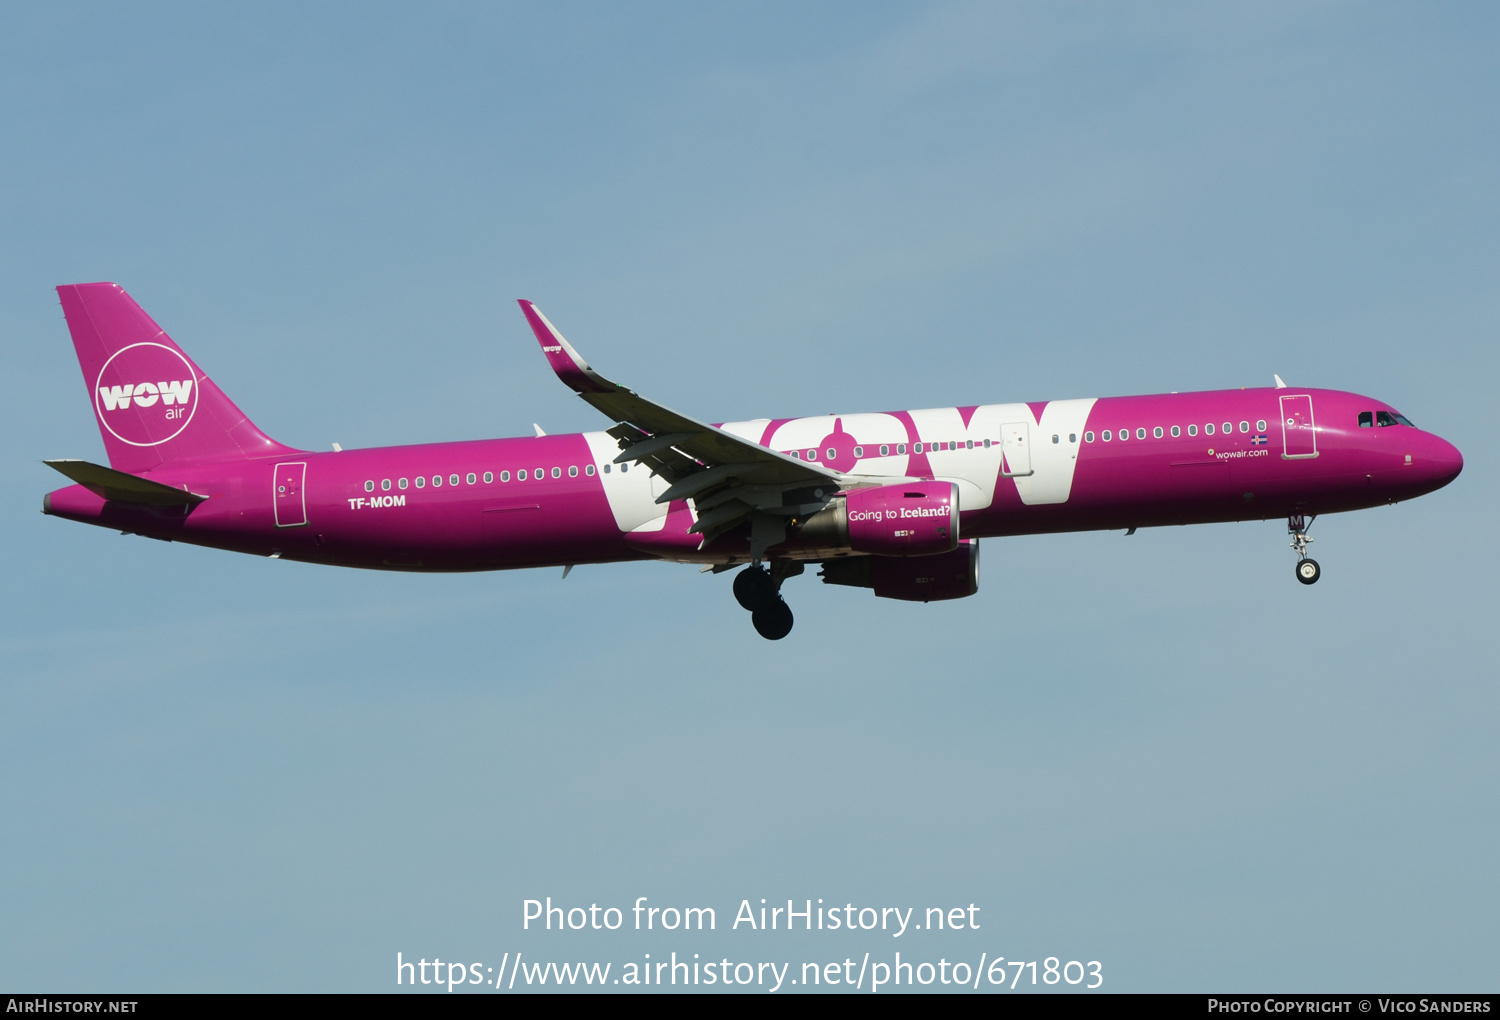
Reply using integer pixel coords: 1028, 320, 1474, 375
274, 461, 308, 527
1279, 395, 1319, 459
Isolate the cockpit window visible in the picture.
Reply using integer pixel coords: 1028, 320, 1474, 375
1359, 411, 1374, 428
1375, 411, 1414, 427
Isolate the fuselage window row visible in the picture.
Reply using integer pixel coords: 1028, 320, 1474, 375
361, 463, 598, 493
784, 437, 1024, 461
1082, 418, 1273, 443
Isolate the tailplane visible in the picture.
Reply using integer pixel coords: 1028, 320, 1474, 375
56, 283, 297, 474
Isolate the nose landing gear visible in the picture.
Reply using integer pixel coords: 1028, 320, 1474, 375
1290, 514, 1320, 585
733, 562, 801, 639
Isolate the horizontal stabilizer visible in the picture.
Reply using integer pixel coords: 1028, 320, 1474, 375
44, 459, 208, 505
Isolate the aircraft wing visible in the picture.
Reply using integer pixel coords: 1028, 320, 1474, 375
518, 300, 841, 548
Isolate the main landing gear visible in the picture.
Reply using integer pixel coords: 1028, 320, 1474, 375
1290, 514, 1320, 585
733, 563, 801, 640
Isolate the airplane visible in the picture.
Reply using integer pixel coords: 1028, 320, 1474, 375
42, 283, 1463, 640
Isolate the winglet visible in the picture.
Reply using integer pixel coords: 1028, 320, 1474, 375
517, 301, 614, 395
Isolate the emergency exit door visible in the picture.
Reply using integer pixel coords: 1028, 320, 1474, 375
274, 462, 308, 527
1000, 422, 1033, 477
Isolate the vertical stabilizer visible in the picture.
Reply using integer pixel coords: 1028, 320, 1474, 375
56, 283, 298, 474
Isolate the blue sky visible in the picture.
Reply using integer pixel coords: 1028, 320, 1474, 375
2, 1, 1496, 992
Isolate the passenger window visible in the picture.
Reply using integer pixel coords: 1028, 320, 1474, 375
853, 446, 863, 457
1153, 427, 1163, 439
382, 479, 391, 491
602, 464, 610, 474
551, 467, 561, 479
1358, 411, 1374, 428
914, 443, 924, 453
1136, 428, 1146, 440
415, 476, 425, 488
1069, 433, 1077, 443
983, 439, 992, 448
1171, 426, 1180, 437
432, 475, 442, 487
1052, 434, 1060, 444
1205, 423, 1215, 435
1239, 421, 1249, 433
897, 444, 906, 454
399, 478, 408, 489
466, 472, 476, 485
789, 450, 800, 459
450, 474, 461, 486
534, 467, 544, 479
826, 448, 836, 459
967, 440, 974, 449
807, 450, 817, 460
879, 444, 890, 456
620, 463, 629, 473
1188, 425, 1197, 436
585, 465, 595, 476
499, 470, 510, 482
1222, 422, 1232, 434
1256, 420, 1266, 432
1084, 431, 1095, 443
364, 480, 374, 492
516, 469, 526, 481
483, 471, 493, 483
568, 465, 578, 477
1102, 430, 1111, 441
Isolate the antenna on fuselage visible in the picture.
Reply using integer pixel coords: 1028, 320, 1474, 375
1273, 374, 1288, 389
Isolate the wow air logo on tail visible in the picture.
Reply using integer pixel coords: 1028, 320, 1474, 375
93, 342, 199, 447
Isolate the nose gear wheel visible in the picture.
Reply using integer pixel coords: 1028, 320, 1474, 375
1289, 514, 1320, 585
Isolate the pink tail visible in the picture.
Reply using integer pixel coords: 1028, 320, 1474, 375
56, 283, 298, 474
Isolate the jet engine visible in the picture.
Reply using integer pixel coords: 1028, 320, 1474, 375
819, 540, 980, 602
796, 482, 958, 556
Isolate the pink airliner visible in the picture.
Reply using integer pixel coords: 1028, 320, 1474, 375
43, 283, 1462, 639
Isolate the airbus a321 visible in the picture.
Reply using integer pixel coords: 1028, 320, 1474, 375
43, 283, 1463, 639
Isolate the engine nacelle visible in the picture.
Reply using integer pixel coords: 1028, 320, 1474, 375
798, 482, 958, 556
820, 540, 980, 602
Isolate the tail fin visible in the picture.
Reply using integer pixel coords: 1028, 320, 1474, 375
56, 283, 297, 474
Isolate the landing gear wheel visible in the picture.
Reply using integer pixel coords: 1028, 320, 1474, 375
1296, 558, 1321, 585
751, 599, 794, 640
733, 566, 777, 611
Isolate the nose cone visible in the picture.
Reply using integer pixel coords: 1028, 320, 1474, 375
1423, 433, 1463, 490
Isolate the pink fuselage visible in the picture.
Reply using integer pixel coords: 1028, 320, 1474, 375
44, 387, 1463, 571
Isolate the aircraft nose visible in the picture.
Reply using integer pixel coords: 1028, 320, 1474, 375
1424, 433, 1463, 488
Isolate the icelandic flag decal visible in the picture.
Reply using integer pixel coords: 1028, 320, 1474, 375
1252, 434, 1268, 446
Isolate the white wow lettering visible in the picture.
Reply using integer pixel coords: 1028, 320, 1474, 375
97, 380, 194, 411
